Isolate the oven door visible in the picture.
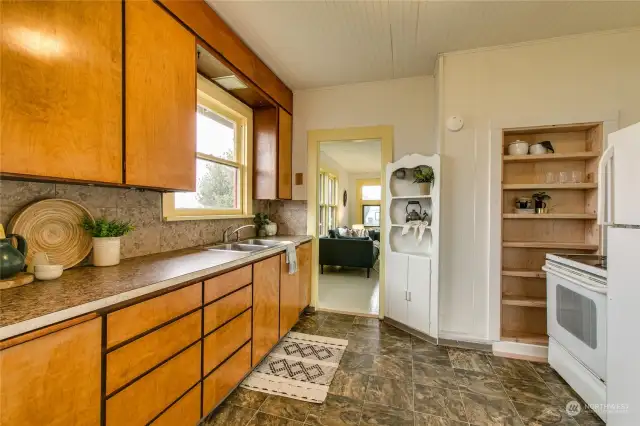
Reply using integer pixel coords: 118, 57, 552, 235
544, 264, 607, 381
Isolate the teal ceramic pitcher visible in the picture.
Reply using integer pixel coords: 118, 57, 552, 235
0, 234, 28, 279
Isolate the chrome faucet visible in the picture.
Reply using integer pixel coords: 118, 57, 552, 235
222, 224, 255, 243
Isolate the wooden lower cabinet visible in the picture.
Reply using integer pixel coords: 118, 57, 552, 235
151, 384, 201, 426
106, 283, 201, 349
204, 309, 252, 375
297, 242, 312, 312
106, 310, 201, 394
0, 317, 101, 426
203, 343, 251, 414
280, 253, 300, 337
106, 342, 201, 426
252, 255, 280, 366
203, 285, 252, 333
204, 266, 252, 303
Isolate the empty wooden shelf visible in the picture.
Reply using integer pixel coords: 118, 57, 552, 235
501, 330, 549, 345
502, 296, 547, 308
503, 241, 599, 250
502, 269, 546, 278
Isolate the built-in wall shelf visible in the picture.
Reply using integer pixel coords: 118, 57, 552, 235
502, 296, 547, 308
503, 183, 598, 190
503, 152, 599, 163
502, 330, 549, 345
391, 195, 432, 200
503, 241, 599, 250
503, 214, 597, 220
500, 121, 604, 352
502, 269, 546, 278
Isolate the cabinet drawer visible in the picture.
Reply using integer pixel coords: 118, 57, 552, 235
204, 265, 252, 303
106, 342, 201, 426
204, 309, 251, 375
106, 310, 201, 394
107, 284, 201, 348
151, 384, 201, 426
202, 343, 251, 414
204, 285, 251, 334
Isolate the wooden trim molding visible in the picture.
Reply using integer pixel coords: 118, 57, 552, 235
157, 0, 293, 113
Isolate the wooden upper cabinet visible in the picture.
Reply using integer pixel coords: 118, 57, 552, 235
0, 0, 122, 183
124, 0, 196, 191
278, 108, 293, 199
254, 107, 292, 200
0, 317, 101, 426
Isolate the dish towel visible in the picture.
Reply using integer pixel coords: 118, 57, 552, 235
284, 242, 298, 274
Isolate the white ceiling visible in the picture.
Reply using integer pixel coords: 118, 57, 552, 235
320, 139, 381, 173
207, 0, 640, 90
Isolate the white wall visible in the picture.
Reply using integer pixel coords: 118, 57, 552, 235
319, 151, 350, 227
347, 172, 381, 226
292, 75, 436, 200
438, 28, 640, 341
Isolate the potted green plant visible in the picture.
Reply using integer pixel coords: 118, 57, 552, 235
253, 212, 275, 237
413, 165, 435, 195
82, 216, 134, 266
532, 192, 551, 214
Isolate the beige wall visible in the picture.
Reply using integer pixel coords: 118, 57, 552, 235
319, 151, 350, 227
438, 28, 640, 341
292, 75, 436, 200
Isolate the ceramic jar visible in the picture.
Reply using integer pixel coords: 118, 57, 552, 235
265, 222, 278, 236
92, 237, 121, 267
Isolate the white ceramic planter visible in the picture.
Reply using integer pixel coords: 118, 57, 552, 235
265, 222, 278, 236
417, 182, 431, 196
92, 237, 121, 267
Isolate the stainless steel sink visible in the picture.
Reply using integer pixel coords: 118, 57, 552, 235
205, 243, 265, 252
241, 239, 283, 247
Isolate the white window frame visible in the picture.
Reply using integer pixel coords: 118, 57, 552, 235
319, 170, 338, 236
163, 75, 253, 221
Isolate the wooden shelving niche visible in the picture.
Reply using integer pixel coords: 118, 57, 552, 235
500, 122, 603, 346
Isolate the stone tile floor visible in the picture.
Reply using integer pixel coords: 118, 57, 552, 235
203, 311, 605, 426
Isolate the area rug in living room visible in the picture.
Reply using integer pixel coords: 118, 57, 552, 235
240, 332, 348, 403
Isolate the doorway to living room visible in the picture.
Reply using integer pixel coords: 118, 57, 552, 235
317, 139, 382, 315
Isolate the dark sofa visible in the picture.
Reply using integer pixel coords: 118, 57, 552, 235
319, 235, 379, 278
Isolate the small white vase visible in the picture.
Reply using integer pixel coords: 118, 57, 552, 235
92, 237, 121, 267
265, 222, 278, 236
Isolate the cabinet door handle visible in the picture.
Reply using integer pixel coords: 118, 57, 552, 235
407, 291, 412, 302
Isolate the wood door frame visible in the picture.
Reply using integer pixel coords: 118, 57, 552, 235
306, 126, 393, 319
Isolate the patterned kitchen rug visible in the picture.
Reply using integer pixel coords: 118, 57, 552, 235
240, 332, 348, 404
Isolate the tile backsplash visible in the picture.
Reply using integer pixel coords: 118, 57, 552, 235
0, 179, 308, 260
0, 180, 255, 259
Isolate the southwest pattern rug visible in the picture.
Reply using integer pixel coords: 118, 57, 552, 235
240, 332, 348, 403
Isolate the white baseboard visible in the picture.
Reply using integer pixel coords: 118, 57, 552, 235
493, 340, 548, 362
438, 331, 493, 344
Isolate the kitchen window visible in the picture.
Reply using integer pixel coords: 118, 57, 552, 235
164, 76, 253, 220
319, 171, 338, 236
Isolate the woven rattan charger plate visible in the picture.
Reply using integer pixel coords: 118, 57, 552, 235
8, 199, 94, 270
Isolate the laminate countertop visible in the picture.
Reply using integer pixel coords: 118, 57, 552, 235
0, 235, 312, 340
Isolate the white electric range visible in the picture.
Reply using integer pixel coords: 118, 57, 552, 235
543, 253, 607, 421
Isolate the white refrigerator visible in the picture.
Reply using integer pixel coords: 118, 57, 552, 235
600, 122, 640, 425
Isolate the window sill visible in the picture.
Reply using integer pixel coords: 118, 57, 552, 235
164, 214, 254, 222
